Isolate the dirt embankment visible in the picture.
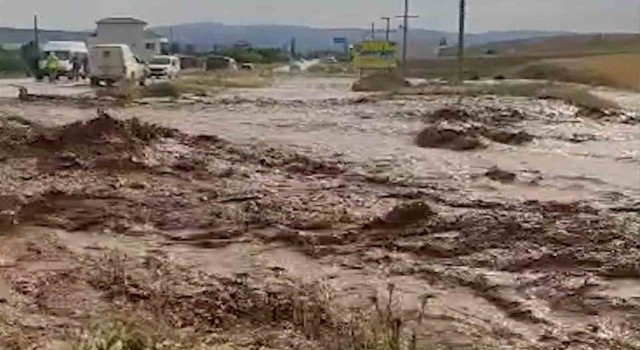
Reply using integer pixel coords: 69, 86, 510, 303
0, 110, 638, 349
351, 72, 409, 92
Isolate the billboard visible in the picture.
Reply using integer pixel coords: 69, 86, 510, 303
333, 37, 347, 44
352, 41, 398, 69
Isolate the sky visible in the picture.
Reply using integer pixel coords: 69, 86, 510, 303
0, 0, 639, 33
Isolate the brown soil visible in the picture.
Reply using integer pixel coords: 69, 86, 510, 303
485, 166, 517, 183
415, 122, 486, 151
0, 100, 638, 350
416, 108, 535, 150
351, 72, 409, 92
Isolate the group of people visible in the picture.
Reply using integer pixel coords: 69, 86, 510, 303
43, 52, 89, 83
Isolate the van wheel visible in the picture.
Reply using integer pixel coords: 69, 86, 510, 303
90, 78, 100, 86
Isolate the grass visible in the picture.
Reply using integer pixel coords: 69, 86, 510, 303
407, 51, 640, 91
398, 81, 620, 110
511, 53, 640, 91
93, 72, 272, 102
77, 250, 494, 350
306, 62, 356, 76
0, 49, 26, 75
71, 316, 215, 350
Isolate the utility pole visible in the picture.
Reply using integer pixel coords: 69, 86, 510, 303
33, 14, 39, 50
371, 22, 376, 41
396, 0, 418, 76
381, 17, 391, 42
457, 0, 466, 84
169, 26, 174, 54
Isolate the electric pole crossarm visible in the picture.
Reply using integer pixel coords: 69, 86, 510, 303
381, 17, 391, 42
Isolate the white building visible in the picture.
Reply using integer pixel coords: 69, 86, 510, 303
87, 17, 167, 61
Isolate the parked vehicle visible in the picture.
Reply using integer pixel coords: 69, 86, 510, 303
36, 41, 88, 80
205, 55, 238, 71
88, 44, 146, 86
148, 55, 181, 79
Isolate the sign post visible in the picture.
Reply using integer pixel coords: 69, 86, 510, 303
333, 37, 349, 58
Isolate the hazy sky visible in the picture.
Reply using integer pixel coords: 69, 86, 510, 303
0, 0, 639, 33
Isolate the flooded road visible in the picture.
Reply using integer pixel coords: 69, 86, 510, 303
0, 75, 639, 349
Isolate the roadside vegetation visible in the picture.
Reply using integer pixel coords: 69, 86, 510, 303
408, 34, 640, 91
95, 71, 272, 102
395, 81, 620, 111
511, 53, 640, 91
0, 47, 27, 77
64, 250, 489, 350
306, 62, 355, 76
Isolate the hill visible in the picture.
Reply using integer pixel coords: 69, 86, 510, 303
0, 27, 89, 45
152, 22, 569, 58
442, 33, 640, 57
0, 23, 602, 58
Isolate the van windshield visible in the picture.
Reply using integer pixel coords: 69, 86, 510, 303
150, 57, 171, 65
44, 51, 71, 60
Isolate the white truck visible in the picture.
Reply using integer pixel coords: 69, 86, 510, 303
37, 41, 88, 80
148, 55, 181, 79
88, 44, 147, 86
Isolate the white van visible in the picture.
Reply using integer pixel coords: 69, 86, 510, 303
88, 44, 147, 86
37, 41, 88, 80
148, 55, 181, 79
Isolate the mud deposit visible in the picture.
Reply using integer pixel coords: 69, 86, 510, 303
415, 108, 535, 151
1, 84, 639, 349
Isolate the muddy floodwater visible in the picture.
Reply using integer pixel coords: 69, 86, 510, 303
0, 76, 639, 349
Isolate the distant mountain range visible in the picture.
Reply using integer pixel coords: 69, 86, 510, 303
0, 27, 88, 45
0, 23, 573, 58
152, 23, 571, 58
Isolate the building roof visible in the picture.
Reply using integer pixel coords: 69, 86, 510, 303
97, 17, 147, 25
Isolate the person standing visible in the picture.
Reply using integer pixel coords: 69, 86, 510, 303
82, 54, 90, 78
71, 54, 82, 81
45, 52, 59, 83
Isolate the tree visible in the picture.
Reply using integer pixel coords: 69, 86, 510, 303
184, 44, 196, 55
169, 42, 182, 54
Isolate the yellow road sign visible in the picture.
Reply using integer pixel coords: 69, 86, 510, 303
352, 41, 398, 69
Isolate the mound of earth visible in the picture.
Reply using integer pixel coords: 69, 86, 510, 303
485, 166, 517, 183
351, 72, 409, 92
0, 111, 179, 171
415, 122, 486, 151
32, 110, 175, 151
483, 128, 534, 145
423, 108, 474, 122
422, 107, 529, 126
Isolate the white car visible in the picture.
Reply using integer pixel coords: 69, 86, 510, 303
148, 55, 181, 79
88, 44, 146, 86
